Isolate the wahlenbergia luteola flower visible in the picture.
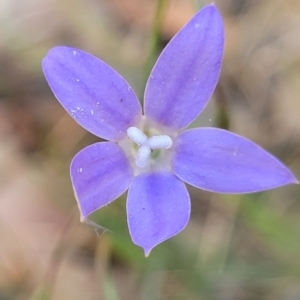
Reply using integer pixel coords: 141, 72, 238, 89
42, 4, 298, 256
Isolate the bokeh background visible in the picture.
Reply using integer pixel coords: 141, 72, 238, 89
0, 0, 300, 299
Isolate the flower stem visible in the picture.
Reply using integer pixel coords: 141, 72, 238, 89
144, 0, 169, 82
214, 83, 230, 130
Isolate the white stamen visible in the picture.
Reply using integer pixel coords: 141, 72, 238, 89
136, 144, 151, 168
148, 135, 172, 149
126, 126, 173, 168
127, 127, 148, 145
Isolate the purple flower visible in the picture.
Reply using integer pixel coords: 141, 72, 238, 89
42, 4, 297, 255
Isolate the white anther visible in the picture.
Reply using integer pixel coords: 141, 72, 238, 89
127, 127, 148, 145
136, 144, 151, 168
126, 126, 173, 168
148, 135, 173, 149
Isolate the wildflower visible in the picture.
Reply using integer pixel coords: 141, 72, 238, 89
42, 4, 297, 255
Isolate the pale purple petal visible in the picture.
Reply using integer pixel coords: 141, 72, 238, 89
43, 46, 142, 141
127, 172, 190, 256
71, 142, 133, 219
172, 128, 298, 193
144, 4, 224, 131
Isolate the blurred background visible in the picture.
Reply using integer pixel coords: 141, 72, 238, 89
0, 0, 300, 299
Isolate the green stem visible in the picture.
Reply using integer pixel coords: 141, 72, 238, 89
214, 82, 230, 130
144, 0, 169, 82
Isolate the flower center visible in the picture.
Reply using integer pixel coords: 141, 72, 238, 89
127, 127, 173, 168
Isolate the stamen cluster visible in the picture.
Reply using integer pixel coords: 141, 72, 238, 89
127, 127, 172, 168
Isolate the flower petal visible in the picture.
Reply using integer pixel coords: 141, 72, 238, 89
172, 128, 298, 193
43, 46, 142, 141
71, 142, 133, 219
144, 4, 224, 131
127, 172, 190, 256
